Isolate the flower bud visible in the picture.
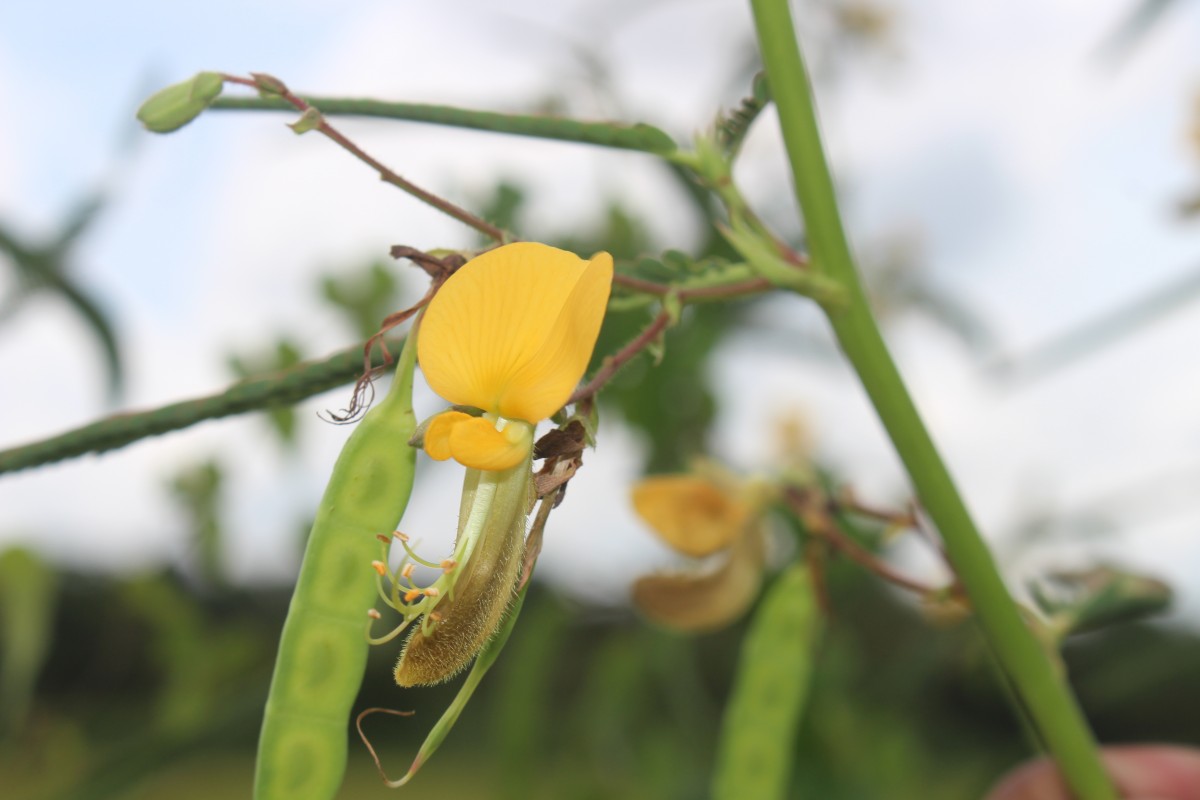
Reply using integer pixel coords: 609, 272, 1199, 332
136, 72, 224, 133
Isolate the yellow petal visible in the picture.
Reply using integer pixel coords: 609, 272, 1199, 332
449, 415, 532, 472
423, 410, 471, 462
494, 249, 613, 422
632, 475, 752, 558
422, 411, 533, 471
418, 242, 613, 423
632, 527, 765, 633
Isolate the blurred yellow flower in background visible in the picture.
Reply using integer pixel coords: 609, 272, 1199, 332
631, 468, 772, 633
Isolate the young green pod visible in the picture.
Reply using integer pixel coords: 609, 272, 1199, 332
136, 72, 224, 133
712, 564, 822, 800
253, 332, 419, 800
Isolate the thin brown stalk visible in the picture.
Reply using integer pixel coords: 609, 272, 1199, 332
225, 73, 505, 241
569, 309, 672, 404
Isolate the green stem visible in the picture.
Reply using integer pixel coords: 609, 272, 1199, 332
0, 338, 401, 475
748, 1, 1116, 797
210, 96, 677, 155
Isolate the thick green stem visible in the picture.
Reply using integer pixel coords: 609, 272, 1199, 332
748, 1, 1116, 797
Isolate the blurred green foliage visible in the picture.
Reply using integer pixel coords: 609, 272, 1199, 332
0, 549, 56, 738
319, 261, 402, 341
2, 542, 1196, 799
228, 339, 305, 446
0, 193, 123, 401
169, 461, 226, 587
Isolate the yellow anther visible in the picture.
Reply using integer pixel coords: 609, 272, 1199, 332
375, 534, 391, 544
403, 588, 422, 603
393, 531, 411, 542
401, 563, 416, 580
367, 608, 382, 619
370, 560, 387, 576
429, 611, 443, 622
440, 559, 458, 572
424, 587, 440, 598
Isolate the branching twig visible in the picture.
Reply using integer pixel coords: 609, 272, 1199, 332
612, 272, 775, 302
223, 74, 505, 242
569, 309, 672, 404
833, 487, 918, 530
787, 487, 953, 598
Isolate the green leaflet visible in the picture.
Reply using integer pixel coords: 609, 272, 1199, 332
716, 72, 771, 158
712, 564, 821, 800
1030, 565, 1172, 640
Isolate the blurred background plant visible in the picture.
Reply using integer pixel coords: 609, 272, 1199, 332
2, 0, 1199, 797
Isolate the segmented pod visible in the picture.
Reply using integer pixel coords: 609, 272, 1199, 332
254, 332, 419, 800
712, 564, 821, 800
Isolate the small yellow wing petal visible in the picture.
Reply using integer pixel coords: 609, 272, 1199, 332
423, 410, 472, 461
448, 416, 532, 472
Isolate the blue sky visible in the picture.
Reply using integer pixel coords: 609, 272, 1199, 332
2, 0, 1199, 622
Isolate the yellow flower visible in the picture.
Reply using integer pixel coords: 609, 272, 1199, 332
631, 470, 770, 633
418, 242, 613, 471
377, 242, 611, 687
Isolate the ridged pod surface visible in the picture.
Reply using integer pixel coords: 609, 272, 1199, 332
254, 334, 419, 800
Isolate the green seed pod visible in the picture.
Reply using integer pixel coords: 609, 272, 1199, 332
712, 563, 821, 800
253, 333, 419, 800
393, 457, 532, 686
136, 72, 224, 133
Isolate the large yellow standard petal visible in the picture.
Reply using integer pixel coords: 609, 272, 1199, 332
632, 475, 752, 558
418, 242, 613, 424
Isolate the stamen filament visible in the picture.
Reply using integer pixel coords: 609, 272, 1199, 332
396, 536, 445, 569
374, 569, 402, 612
366, 615, 416, 646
